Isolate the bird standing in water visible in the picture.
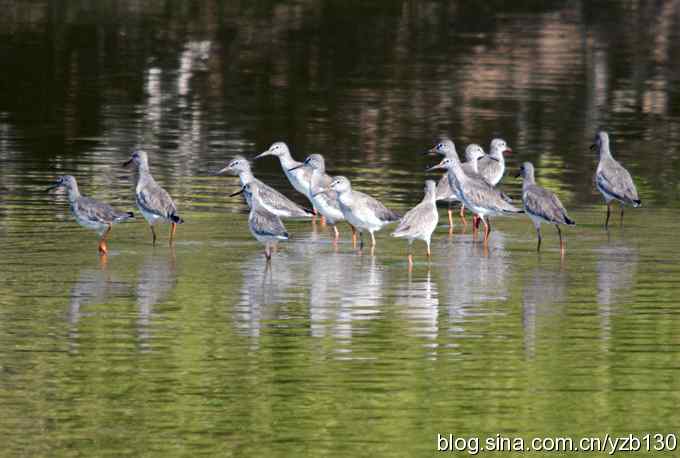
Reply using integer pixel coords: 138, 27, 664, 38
516, 162, 575, 255
392, 180, 439, 268
231, 181, 289, 262
123, 150, 184, 246
46, 175, 134, 255
592, 131, 641, 229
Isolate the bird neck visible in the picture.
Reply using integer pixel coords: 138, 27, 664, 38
491, 149, 504, 163
522, 173, 535, 190
66, 185, 81, 202
278, 152, 297, 170
599, 145, 613, 160
239, 169, 255, 186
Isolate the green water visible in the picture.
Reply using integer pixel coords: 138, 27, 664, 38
2, 1, 680, 456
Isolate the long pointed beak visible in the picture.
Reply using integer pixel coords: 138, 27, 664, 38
426, 163, 445, 172
288, 164, 304, 172
45, 183, 60, 192
514, 171, 522, 178
254, 151, 270, 160
214, 166, 230, 176
230, 187, 245, 197
122, 159, 133, 167
590, 143, 597, 151
423, 147, 437, 156
503, 148, 512, 155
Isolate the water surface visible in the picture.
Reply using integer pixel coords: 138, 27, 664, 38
2, 1, 680, 456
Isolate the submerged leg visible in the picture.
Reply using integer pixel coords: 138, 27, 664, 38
150, 225, 157, 246
556, 225, 565, 255
482, 217, 491, 244
536, 225, 542, 252
169, 222, 177, 245
620, 205, 624, 227
604, 202, 611, 230
98, 224, 112, 255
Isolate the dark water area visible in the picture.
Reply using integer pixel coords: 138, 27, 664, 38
2, 1, 680, 456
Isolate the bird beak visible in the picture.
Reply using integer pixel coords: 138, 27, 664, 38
45, 183, 60, 192
254, 150, 271, 160
288, 164, 304, 172
214, 166, 230, 176
122, 158, 133, 168
230, 187, 245, 197
423, 147, 437, 156
514, 171, 522, 178
503, 148, 512, 155
426, 161, 446, 172
589, 143, 597, 151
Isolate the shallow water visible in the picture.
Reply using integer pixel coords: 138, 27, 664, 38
2, 1, 680, 456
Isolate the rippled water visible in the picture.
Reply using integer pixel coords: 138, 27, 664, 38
2, 1, 680, 456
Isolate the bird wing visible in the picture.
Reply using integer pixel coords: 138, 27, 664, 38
250, 207, 288, 239
477, 157, 501, 184
436, 173, 457, 201
393, 201, 437, 237
523, 185, 569, 224
137, 181, 177, 219
597, 159, 640, 204
463, 177, 521, 213
355, 191, 400, 222
76, 196, 129, 224
256, 179, 312, 217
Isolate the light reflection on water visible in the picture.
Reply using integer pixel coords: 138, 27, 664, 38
2, 0, 680, 456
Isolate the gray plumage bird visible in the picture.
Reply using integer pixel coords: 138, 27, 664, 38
315, 176, 400, 249
478, 138, 512, 186
231, 181, 289, 261
288, 154, 351, 241
123, 150, 184, 246
429, 142, 485, 227
516, 162, 575, 254
216, 155, 313, 219
427, 146, 522, 244
592, 131, 641, 229
46, 175, 134, 254
392, 180, 439, 267
254, 142, 315, 210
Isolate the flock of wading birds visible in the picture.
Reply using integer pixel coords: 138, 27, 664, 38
46, 130, 641, 266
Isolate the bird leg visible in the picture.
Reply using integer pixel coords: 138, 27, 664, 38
320, 215, 326, 227
556, 225, 565, 255
370, 231, 376, 247
604, 202, 611, 230
150, 225, 157, 246
459, 205, 468, 226
98, 224, 112, 255
536, 226, 542, 252
408, 243, 413, 268
447, 203, 454, 228
620, 205, 624, 228
359, 231, 364, 249
333, 225, 340, 241
264, 243, 272, 260
426, 240, 432, 259
482, 217, 491, 244
350, 224, 358, 248
169, 222, 177, 245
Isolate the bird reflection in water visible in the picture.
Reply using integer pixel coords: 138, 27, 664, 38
595, 242, 639, 345
135, 251, 177, 352
440, 233, 511, 332
392, 269, 439, 357
67, 261, 129, 353
521, 263, 569, 359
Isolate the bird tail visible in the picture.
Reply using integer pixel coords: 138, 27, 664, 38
126, 211, 134, 218
633, 199, 642, 208
170, 214, 184, 224
564, 216, 576, 226
115, 211, 135, 222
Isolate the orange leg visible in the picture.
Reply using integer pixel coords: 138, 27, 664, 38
482, 218, 491, 244
169, 222, 177, 245
332, 225, 340, 241
448, 204, 454, 228
350, 224, 357, 248
98, 224, 112, 255
459, 205, 468, 225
